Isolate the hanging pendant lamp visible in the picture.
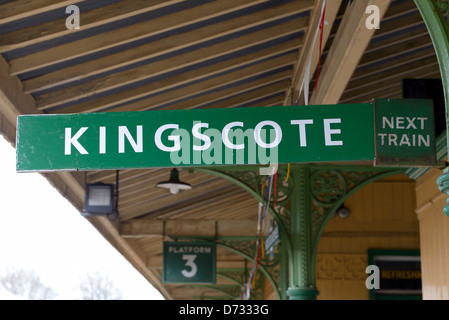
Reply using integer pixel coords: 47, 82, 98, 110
156, 168, 192, 194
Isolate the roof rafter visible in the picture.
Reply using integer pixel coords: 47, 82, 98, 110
310, 0, 392, 105
285, 0, 342, 105
0, 0, 83, 25
0, 0, 183, 52
120, 219, 259, 238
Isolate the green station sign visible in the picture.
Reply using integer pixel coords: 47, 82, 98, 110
163, 242, 216, 284
16, 99, 437, 172
374, 99, 437, 166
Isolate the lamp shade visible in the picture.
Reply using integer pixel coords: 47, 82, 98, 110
84, 183, 114, 215
156, 168, 192, 194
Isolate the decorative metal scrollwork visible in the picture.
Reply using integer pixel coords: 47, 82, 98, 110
217, 239, 281, 299
310, 170, 346, 206
435, 0, 449, 15
309, 167, 403, 248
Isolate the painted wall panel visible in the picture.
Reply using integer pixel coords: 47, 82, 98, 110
416, 169, 449, 300
316, 174, 420, 300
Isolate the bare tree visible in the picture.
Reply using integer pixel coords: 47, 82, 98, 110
0, 268, 56, 300
79, 271, 122, 300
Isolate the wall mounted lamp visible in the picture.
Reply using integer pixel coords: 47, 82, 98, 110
336, 204, 350, 219
83, 171, 119, 220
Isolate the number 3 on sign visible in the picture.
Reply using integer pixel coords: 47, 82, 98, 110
181, 254, 198, 278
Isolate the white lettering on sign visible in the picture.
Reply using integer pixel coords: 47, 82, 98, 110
65, 127, 88, 155
382, 117, 428, 130
181, 254, 198, 278
254, 121, 282, 149
99, 126, 106, 154
324, 118, 343, 146
192, 122, 211, 151
378, 116, 430, 147
65, 126, 144, 155
155, 124, 180, 152
168, 246, 212, 254
222, 122, 244, 150
119, 125, 143, 153
290, 119, 313, 147
64, 119, 346, 156
377, 133, 430, 147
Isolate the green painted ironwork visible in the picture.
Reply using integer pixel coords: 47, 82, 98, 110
415, 0, 449, 216
217, 239, 281, 300
192, 284, 241, 300
170, 236, 281, 300
197, 164, 403, 300
406, 133, 447, 181
217, 269, 247, 287
309, 166, 404, 260
196, 166, 293, 251
287, 165, 317, 300
193, 271, 264, 300
285, 165, 402, 299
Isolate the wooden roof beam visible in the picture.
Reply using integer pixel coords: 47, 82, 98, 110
0, 0, 183, 52
23, 0, 311, 94
0, 55, 36, 128
350, 47, 436, 82
284, 0, 342, 105
10, 0, 296, 75
35, 19, 303, 110
117, 175, 222, 210
56, 38, 300, 114
153, 191, 255, 221
0, 54, 171, 299
0, 0, 83, 25
120, 219, 259, 238
339, 66, 440, 103
119, 179, 233, 221
344, 59, 439, 95
310, 0, 392, 105
111, 52, 296, 113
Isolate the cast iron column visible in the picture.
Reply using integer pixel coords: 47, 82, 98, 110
286, 165, 319, 300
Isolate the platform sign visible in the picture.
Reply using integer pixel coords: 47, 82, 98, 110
374, 99, 438, 167
16, 99, 437, 172
163, 242, 216, 284
368, 249, 422, 300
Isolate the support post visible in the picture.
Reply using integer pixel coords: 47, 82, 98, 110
286, 165, 319, 300
197, 165, 401, 299
415, 0, 449, 216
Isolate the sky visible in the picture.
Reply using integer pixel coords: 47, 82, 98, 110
0, 135, 164, 300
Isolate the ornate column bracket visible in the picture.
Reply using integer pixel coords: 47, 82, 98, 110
192, 284, 242, 300
195, 165, 402, 300
193, 271, 264, 300
415, 0, 449, 216
217, 269, 247, 286
196, 166, 294, 240
217, 239, 281, 300
309, 166, 404, 256
194, 166, 292, 299
180, 236, 281, 299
